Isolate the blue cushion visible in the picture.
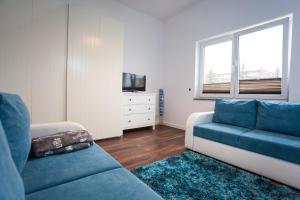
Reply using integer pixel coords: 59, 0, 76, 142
193, 122, 250, 147
213, 99, 257, 129
26, 168, 163, 200
0, 93, 31, 172
257, 100, 300, 137
238, 129, 300, 164
0, 122, 25, 200
22, 144, 122, 194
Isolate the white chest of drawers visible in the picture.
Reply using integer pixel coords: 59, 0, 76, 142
122, 93, 156, 130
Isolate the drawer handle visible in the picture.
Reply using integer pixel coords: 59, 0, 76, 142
129, 98, 132, 101
148, 98, 151, 101
147, 118, 150, 121
148, 107, 151, 110
128, 120, 131, 123
129, 108, 132, 111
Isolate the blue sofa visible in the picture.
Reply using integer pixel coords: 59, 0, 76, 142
193, 99, 300, 165
185, 98, 300, 189
0, 93, 162, 200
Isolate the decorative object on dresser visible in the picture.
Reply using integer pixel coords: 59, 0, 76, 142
159, 89, 164, 117
122, 93, 156, 130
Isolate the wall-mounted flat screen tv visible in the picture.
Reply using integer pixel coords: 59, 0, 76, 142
122, 72, 146, 92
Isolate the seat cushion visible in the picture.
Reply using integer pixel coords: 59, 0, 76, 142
239, 129, 300, 164
213, 99, 257, 129
193, 122, 250, 147
0, 93, 31, 172
0, 122, 25, 200
257, 100, 300, 137
22, 144, 121, 194
26, 168, 162, 200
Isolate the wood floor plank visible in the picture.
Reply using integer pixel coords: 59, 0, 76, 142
96, 125, 186, 170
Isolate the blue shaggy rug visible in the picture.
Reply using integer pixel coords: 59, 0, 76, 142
131, 151, 300, 200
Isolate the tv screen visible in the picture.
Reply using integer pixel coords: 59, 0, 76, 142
133, 75, 146, 91
122, 73, 133, 91
122, 73, 146, 92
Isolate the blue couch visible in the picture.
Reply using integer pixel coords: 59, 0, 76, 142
0, 93, 162, 200
185, 98, 300, 189
193, 99, 300, 165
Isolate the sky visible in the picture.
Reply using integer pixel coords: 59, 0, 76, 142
203, 25, 283, 83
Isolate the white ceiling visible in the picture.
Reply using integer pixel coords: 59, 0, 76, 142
116, 0, 201, 20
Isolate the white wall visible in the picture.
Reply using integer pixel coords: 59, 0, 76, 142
72, 0, 164, 93
0, 0, 164, 123
163, 0, 300, 129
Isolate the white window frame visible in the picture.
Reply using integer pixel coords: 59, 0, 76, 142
195, 14, 293, 100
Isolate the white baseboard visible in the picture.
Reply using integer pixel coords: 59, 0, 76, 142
155, 117, 160, 125
162, 121, 185, 130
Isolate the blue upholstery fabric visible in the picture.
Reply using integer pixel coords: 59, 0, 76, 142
22, 144, 121, 194
0, 122, 25, 200
194, 122, 250, 147
257, 101, 300, 137
239, 129, 300, 164
0, 93, 31, 172
26, 168, 163, 200
213, 99, 257, 129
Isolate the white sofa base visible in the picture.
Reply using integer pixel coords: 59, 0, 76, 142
185, 112, 300, 190
192, 137, 300, 190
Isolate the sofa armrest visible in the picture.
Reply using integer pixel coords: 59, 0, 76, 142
185, 112, 214, 149
30, 121, 86, 139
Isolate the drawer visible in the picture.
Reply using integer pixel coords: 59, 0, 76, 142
122, 114, 154, 128
123, 105, 155, 115
123, 95, 155, 105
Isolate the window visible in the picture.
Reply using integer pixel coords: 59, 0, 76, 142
195, 15, 292, 99
202, 39, 232, 94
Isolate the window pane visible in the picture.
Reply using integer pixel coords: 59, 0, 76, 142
239, 25, 283, 94
203, 40, 232, 93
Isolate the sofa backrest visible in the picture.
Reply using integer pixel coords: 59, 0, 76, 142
213, 99, 257, 129
256, 100, 300, 137
213, 99, 300, 137
0, 93, 31, 172
0, 121, 25, 200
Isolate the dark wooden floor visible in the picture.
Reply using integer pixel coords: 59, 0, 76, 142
96, 125, 186, 170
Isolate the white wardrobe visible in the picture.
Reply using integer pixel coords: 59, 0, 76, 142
0, 1, 124, 140
0, 0, 67, 123
67, 3, 124, 140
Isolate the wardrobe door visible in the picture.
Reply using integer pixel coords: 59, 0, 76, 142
67, 4, 123, 140
0, 0, 68, 123
0, 0, 33, 112
31, 0, 68, 123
